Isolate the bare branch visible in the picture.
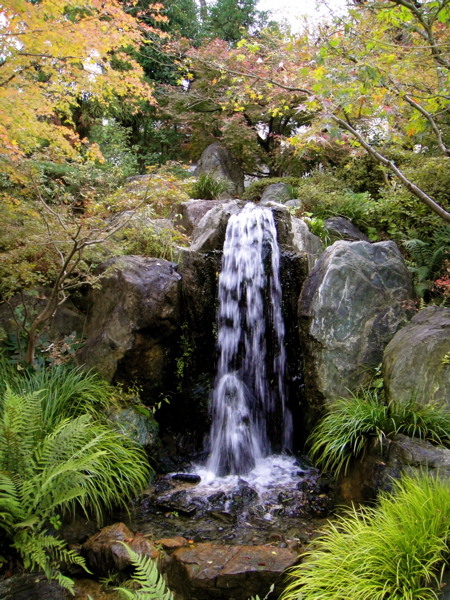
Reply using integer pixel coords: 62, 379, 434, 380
331, 113, 450, 222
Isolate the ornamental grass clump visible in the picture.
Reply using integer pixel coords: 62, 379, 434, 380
307, 389, 390, 475
282, 473, 450, 600
308, 389, 450, 476
189, 173, 231, 200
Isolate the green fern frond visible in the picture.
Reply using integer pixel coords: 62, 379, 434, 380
0, 473, 23, 533
115, 544, 174, 600
12, 529, 87, 593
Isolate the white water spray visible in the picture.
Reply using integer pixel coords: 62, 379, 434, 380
206, 203, 293, 477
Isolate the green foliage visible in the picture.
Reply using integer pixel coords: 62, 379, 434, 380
334, 153, 387, 198
308, 390, 450, 476
189, 173, 232, 200
115, 544, 174, 600
122, 221, 188, 261
282, 473, 450, 600
89, 120, 140, 180
307, 390, 390, 476
400, 225, 450, 298
248, 584, 275, 600
0, 362, 151, 590
0, 360, 114, 430
176, 322, 194, 393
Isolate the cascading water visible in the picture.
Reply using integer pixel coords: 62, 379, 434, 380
207, 203, 293, 477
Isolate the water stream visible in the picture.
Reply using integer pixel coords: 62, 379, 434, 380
206, 203, 293, 477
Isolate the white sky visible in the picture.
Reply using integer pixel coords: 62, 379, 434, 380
257, 0, 348, 30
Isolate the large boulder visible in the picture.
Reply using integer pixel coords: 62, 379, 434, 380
323, 216, 370, 242
82, 523, 160, 577
166, 543, 298, 600
383, 306, 450, 406
338, 434, 450, 504
259, 183, 294, 205
173, 199, 221, 237
298, 241, 414, 419
290, 217, 324, 271
194, 143, 245, 198
189, 200, 243, 253
76, 256, 181, 395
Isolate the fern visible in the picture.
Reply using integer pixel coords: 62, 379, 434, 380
115, 544, 174, 600
0, 381, 151, 592
402, 226, 450, 297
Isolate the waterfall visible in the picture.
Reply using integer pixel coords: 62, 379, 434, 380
207, 203, 293, 477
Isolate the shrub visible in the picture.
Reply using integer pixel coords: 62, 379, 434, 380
307, 390, 390, 475
282, 473, 450, 600
122, 222, 188, 261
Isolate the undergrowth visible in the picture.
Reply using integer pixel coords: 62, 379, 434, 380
282, 473, 450, 600
308, 389, 450, 476
0, 359, 151, 592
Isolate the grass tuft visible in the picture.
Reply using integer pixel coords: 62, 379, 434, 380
282, 473, 450, 600
308, 389, 450, 476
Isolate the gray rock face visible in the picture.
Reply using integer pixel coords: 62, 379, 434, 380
290, 217, 324, 271
76, 256, 181, 394
338, 434, 450, 504
106, 405, 159, 453
259, 182, 293, 205
383, 306, 450, 405
190, 200, 243, 253
194, 143, 245, 198
0, 289, 85, 344
299, 241, 414, 413
384, 434, 450, 482
173, 199, 221, 237
323, 216, 370, 242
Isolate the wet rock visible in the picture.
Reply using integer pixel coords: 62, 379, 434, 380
299, 240, 414, 419
172, 473, 201, 484
209, 510, 237, 524
106, 405, 159, 454
155, 490, 198, 516
155, 537, 189, 553
0, 574, 68, 600
82, 523, 159, 577
153, 477, 176, 494
194, 143, 245, 198
173, 200, 221, 236
166, 543, 298, 600
226, 484, 258, 511
383, 306, 450, 406
207, 491, 227, 506
323, 216, 370, 242
75, 256, 181, 395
